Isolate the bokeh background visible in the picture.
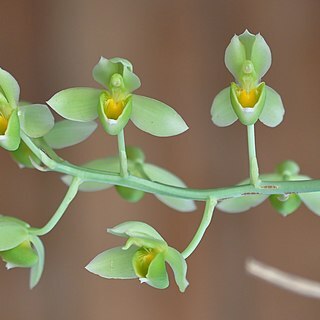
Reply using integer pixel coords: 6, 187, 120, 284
1, 0, 320, 319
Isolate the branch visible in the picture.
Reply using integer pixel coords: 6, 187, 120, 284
246, 258, 320, 299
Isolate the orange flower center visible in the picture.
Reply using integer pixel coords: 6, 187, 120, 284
104, 98, 125, 120
238, 89, 259, 108
0, 113, 8, 135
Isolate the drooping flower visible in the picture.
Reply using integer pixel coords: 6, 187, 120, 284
86, 221, 189, 292
0, 215, 45, 288
217, 160, 320, 216
211, 30, 285, 127
47, 57, 188, 137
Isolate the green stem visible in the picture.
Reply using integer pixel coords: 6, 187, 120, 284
247, 124, 260, 187
29, 177, 82, 236
118, 129, 128, 177
21, 132, 320, 201
182, 197, 217, 259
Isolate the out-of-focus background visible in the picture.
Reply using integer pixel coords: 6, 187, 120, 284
1, 0, 320, 319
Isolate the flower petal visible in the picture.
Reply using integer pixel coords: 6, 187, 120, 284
250, 33, 272, 80
0, 68, 20, 107
85, 246, 137, 279
0, 221, 29, 251
108, 221, 165, 241
47, 87, 101, 122
259, 86, 284, 127
224, 35, 246, 79
165, 247, 189, 292
144, 253, 169, 289
143, 163, 196, 212
217, 194, 269, 213
131, 95, 188, 137
44, 120, 97, 149
0, 109, 20, 151
299, 192, 320, 216
211, 87, 238, 127
29, 236, 45, 289
19, 104, 54, 138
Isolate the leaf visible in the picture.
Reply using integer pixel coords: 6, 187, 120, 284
259, 86, 285, 127
19, 104, 54, 138
47, 87, 101, 121
131, 95, 188, 137
86, 246, 137, 279
0, 68, 20, 107
44, 120, 97, 149
108, 221, 165, 241
143, 163, 196, 212
29, 236, 45, 289
211, 87, 238, 127
0, 222, 29, 251
165, 247, 189, 292
144, 253, 169, 289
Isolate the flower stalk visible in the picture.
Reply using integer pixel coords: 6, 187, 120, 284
117, 129, 128, 177
247, 124, 260, 187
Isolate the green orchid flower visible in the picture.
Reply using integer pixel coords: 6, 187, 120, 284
0, 215, 45, 288
217, 161, 320, 216
62, 146, 196, 212
47, 57, 188, 137
86, 221, 189, 292
0, 69, 54, 151
211, 30, 285, 127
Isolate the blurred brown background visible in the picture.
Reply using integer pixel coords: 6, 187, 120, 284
1, 0, 320, 319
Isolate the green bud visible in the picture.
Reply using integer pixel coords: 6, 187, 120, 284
230, 82, 266, 125
98, 91, 132, 135
269, 194, 302, 216
276, 160, 300, 178
125, 146, 145, 164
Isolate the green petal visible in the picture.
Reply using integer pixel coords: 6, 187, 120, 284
44, 120, 97, 149
0, 215, 29, 227
122, 67, 141, 92
131, 95, 188, 137
250, 33, 272, 80
108, 221, 165, 241
1, 241, 38, 268
269, 194, 302, 216
230, 82, 266, 126
299, 192, 320, 216
238, 30, 256, 58
29, 236, 45, 289
143, 163, 196, 212
211, 87, 238, 127
217, 194, 268, 213
0, 109, 20, 151
259, 86, 284, 127
224, 35, 246, 79
93, 57, 139, 92
0, 222, 29, 250
86, 246, 137, 279
98, 92, 132, 135
19, 104, 54, 138
165, 247, 189, 292
11, 140, 41, 168
61, 157, 120, 191
0, 68, 20, 107
47, 87, 101, 121
143, 253, 169, 289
